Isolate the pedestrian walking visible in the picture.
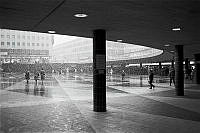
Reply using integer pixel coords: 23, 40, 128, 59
148, 70, 155, 89
40, 68, 45, 85
169, 67, 175, 86
122, 70, 125, 81
34, 70, 39, 85
25, 71, 30, 84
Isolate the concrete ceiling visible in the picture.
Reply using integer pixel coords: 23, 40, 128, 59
1, 0, 200, 59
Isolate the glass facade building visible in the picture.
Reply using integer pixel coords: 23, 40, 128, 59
50, 38, 163, 63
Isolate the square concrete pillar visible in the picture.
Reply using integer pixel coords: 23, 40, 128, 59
175, 45, 184, 96
93, 29, 106, 112
194, 54, 200, 84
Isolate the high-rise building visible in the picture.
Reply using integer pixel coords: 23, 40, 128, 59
0, 29, 54, 64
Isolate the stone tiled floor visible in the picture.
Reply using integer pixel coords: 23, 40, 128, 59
1, 73, 200, 133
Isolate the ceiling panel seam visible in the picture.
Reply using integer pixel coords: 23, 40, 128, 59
31, 0, 66, 31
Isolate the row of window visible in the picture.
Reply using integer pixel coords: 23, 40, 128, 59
0, 34, 50, 40
0, 49, 49, 55
1, 42, 50, 47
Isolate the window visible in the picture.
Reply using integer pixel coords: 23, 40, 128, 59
12, 35, 15, 39
1, 42, 4, 46
23, 42, 25, 46
46, 44, 49, 47
12, 42, 15, 47
17, 35, 20, 39
17, 42, 20, 46
7, 35, 10, 39
27, 36, 30, 39
32, 36, 35, 40
32, 43, 35, 46
37, 43, 39, 46
22, 35, 25, 39
42, 43, 44, 47
1, 35, 4, 38
27, 43, 30, 46
7, 42, 10, 46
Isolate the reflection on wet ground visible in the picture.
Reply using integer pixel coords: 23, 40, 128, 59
2, 72, 200, 133
8, 79, 66, 98
9, 84, 49, 97
1, 73, 24, 89
1, 72, 171, 99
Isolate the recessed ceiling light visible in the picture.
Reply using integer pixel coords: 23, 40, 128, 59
164, 44, 170, 47
117, 39, 123, 42
48, 30, 56, 34
172, 28, 181, 31
74, 14, 88, 18
170, 50, 174, 53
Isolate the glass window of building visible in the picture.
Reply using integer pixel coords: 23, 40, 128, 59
32, 36, 35, 40
32, 43, 35, 46
46, 44, 49, 47
42, 43, 44, 47
1, 35, 4, 38
37, 43, 39, 46
17, 42, 20, 46
1, 42, 4, 46
23, 42, 25, 46
7, 35, 10, 39
12, 42, 15, 47
37, 36, 40, 40
7, 42, 10, 46
12, 35, 15, 39
27, 43, 30, 46
22, 35, 25, 39
17, 35, 20, 39
27, 36, 30, 39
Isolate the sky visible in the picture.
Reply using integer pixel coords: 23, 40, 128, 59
53, 34, 78, 46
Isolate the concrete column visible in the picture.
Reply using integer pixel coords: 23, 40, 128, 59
194, 54, 200, 84
175, 45, 184, 96
159, 62, 162, 76
93, 29, 106, 112
171, 60, 174, 68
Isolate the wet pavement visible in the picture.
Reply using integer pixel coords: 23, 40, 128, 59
1, 73, 200, 133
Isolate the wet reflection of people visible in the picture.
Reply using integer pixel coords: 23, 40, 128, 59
34, 84, 39, 96
140, 76, 143, 87
40, 84, 45, 96
25, 84, 29, 94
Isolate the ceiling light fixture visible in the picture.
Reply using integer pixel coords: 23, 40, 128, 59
164, 44, 170, 47
74, 14, 88, 18
117, 39, 123, 42
172, 28, 181, 31
48, 30, 56, 34
170, 50, 174, 53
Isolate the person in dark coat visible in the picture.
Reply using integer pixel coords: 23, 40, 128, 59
25, 71, 30, 84
149, 70, 155, 89
169, 67, 175, 86
34, 70, 39, 85
40, 68, 45, 85
121, 70, 125, 81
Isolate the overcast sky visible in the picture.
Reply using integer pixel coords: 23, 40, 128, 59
53, 34, 78, 46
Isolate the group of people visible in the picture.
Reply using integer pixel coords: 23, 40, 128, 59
148, 66, 175, 89
25, 68, 45, 85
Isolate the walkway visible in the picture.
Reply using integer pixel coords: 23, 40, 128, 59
1, 73, 200, 133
